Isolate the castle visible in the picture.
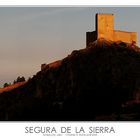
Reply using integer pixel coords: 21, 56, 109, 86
41, 13, 137, 71
86, 13, 137, 47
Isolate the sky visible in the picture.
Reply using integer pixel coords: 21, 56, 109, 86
0, 7, 140, 87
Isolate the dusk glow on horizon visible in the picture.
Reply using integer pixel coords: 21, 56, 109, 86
0, 7, 139, 87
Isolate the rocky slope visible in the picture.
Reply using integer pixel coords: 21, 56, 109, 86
0, 39, 140, 121
0, 82, 26, 93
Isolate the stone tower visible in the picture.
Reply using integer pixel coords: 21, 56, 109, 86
86, 13, 137, 47
96, 13, 114, 41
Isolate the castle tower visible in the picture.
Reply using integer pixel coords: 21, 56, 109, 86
86, 13, 137, 47
96, 13, 114, 41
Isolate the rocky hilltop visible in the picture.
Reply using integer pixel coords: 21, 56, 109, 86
0, 39, 140, 121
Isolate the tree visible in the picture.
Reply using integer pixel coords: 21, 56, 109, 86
16, 76, 25, 83
28, 77, 31, 81
3, 83, 9, 88
13, 76, 26, 84
21, 76, 25, 82
13, 80, 16, 84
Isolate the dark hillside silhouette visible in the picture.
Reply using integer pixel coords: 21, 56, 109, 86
0, 39, 140, 121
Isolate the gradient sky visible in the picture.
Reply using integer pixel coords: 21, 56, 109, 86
0, 7, 139, 87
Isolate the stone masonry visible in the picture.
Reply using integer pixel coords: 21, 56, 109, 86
86, 13, 137, 47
